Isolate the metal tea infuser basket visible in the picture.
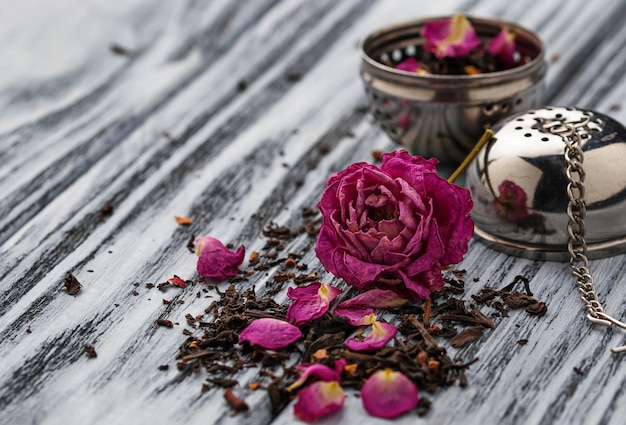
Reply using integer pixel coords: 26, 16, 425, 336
466, 106, 626, 353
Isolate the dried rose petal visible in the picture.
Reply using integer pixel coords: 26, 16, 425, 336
394, 58, 430, 75
340, 289, 408, 309
488, 27, 517, 69
361, 369, 418, 419
345, 320, 396, 351
334, 289, 408, 326
422, 13, 481, 58
294, 381, 345, 422
194, 236, 244, 280
238, 318, 301, 350
167, 275, 186, 288
286, 282, 342, 325
287, 359, 346, 392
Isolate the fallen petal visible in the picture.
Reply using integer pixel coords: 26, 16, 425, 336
335, 307, 376, 326
194, 236, 245, 280
361, 369, 418, 419
287, 359, 346, 392
345, 320, 396, 351
394, 58, 430, 75
339, 289, 408, 309
167, 275, 186, 288
286, 283, 342, 325
294, 381, 345, 422
238, 318, 301, 350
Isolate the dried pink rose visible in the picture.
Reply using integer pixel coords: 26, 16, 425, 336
238, 318, 301, 350
316, 150, 473, 300
294, 381, 345, 422
194, 236, 244, 280
361, 369, 418, 419
422, 13, 481, 58
286, 282, 342, 326
345, 318, 396, 351
287, 358, 346, 392
488, 27, 517, 69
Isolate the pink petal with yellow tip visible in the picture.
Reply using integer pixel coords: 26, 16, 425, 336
339, 289, 408, 309
238, 318, 301, 350
394, 58, 430, 75
286, 282, 342, 326
361, 369, 418, 419
422, 13, 481, 58
345, 320, 396, 351
294, 381, 345, 422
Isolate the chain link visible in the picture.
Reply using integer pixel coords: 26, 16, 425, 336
545, 119, 626, 353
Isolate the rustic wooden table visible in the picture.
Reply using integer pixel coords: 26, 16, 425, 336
2, 1, 626, 424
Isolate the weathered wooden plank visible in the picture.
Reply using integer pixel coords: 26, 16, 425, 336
1, 0, 626, 425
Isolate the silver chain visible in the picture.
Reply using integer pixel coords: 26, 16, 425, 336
545, 118, 626, 353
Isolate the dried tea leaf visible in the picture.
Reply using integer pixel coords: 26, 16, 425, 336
63, 272, 82, 296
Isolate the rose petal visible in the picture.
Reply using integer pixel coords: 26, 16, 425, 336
167, 275, 186, 288
339, 289, 408, 309
287, 359, 346, 392
294, 381, 345, 422
238, 318, 301, 350
488, 27, 517, 69
335, 307, 375, 326
361, 369, 418, 419
422, 13, 481, 58
194, 236, 245, 280
286, 283, 342, 325
394, 58, 430, 75
345, 320, 396, 351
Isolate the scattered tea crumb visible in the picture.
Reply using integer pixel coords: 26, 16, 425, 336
224, 388, 249, 415
84, 345, 98, 358
517, 339, 529, 346
237, 79, 248, 92
99, 204, 114, 221
610, 104, 621, 112
132, 290, 139, 296
371, 150, 383, 161
109, 42, 132, 56
26, 326, 32, 334
158, 365, 170, 371
63, 272, 82, 296
156, 319, 174, 328
573, 366, 585, 375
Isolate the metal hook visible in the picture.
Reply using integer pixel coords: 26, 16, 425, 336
588, 312, 626, 353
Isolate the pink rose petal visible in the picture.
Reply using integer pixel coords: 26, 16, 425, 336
361, 369, 418, 419
286, 282, 342, 325
345, 320, 396, 351
294, 381, 345, 422
394, 58, 430, 75
335, 307, 376, 326
422, 13, 481, 58
194, 236, 245, 280
238, 318, 301, 350
287, 359, 346, 392
339, 289, 408, 309
488, 27, 517, 69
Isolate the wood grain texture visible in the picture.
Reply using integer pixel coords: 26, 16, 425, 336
1, 1, 625, 424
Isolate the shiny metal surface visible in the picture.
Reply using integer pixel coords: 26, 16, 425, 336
467, 106, 626, 260
360, 16, 547, 165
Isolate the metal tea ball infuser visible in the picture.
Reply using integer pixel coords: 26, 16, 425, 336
460, 106, 626, 353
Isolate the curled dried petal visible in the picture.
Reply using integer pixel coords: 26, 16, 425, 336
361, 369, 418, 419
345, 320, 396, 351
238, 318, 301, 350
194, 236, 245, 280
488, 27, 517, 69
294, 381, 345, 422
394, 58, 430, 75
287, 359, 346, 392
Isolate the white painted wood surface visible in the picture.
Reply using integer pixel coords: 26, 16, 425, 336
1, 1, 626, 424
